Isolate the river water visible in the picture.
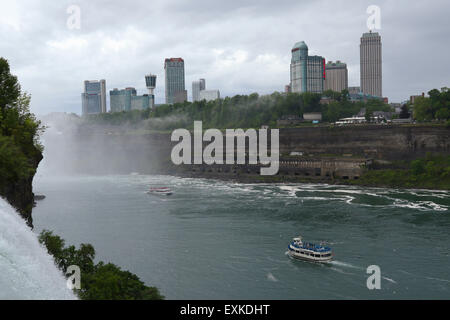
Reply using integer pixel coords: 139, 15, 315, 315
32, 174, 450, 299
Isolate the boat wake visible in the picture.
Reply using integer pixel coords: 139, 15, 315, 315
329, 260, 363, 270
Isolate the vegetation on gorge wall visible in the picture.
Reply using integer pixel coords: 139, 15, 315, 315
0, 57, 44, 226
351, 154, 450, 190
39, 230, 164, 300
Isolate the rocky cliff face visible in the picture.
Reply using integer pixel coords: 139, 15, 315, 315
279, 125, 450, 160
45, 124, 450, 176
0, 147, 42, 228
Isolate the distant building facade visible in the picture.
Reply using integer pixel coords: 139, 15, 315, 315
199, 90, 220, 102
131, 95, 150, 110
324, 61, 348, 92
81, 80, 106, 115
110, 87, 149, 112
303, 113, 322, 121
192, 78, 206, 102
360, 31, 382, 97
290, 41, 325, 94
348, 86, 362, 95
174, 90, 188, 104
164, 58, 185, 104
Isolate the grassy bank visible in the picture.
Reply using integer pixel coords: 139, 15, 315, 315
348, 155, 450, 190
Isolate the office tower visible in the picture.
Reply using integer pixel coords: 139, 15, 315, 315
174, 90, 188, 104
192, 78, 206, 102
360, 31, 382, 97
110, 87, 136, 112
164, 58, 185, 104
290, 41, 325, 94
324, 61, 348, 92
199, 90, 220, 102
145, 74, 157, 109
110, 87, 150, 112
81, 79, 106, 115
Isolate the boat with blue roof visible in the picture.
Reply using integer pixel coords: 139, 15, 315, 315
287, 236, 333, 263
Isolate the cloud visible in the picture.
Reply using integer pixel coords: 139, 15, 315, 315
0, 0, 449, 115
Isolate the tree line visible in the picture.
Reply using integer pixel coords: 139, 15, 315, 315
84, 90, 391, 130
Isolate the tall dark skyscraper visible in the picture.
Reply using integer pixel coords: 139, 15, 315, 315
360, 31, 382, 97
164, 58, 185, 104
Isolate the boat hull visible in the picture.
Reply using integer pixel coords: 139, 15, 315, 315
288, 242, 333, 263
287, 250, 332, 263
147, 191, 173, 196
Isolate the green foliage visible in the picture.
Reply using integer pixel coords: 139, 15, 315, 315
84, 90, 392, 130
0, 58, 21, 109
414, 88, 450, 121
80, 262, 163, 300
0, 57, 44, 193
399, 104, 411, 119
39, 230, 164, 300
0, 135, 35, 182
411, 159, 426, 175
354, 155, 450, 190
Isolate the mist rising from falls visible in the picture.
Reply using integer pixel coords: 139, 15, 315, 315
0, 198, 76, 299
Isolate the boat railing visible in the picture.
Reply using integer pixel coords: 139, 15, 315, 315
290, 241, 331, 253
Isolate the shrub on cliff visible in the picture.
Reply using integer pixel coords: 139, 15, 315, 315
0, 135, 36, 182
0, 57, 44, 224
414, 88, 450, 122
39, 230, 164, 300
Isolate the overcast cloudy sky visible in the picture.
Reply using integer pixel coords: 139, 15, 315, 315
0, 0, 449, 115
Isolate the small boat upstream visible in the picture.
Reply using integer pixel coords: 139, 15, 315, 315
147, 187, 173, 196
287, 236, 333, 263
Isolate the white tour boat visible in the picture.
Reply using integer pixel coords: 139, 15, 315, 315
147, 187, 173, 196
287, 236, 333, 263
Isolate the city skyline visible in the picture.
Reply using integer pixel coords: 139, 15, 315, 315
1, 0, 449, 115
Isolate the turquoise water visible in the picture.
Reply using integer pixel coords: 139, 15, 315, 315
32, 174, 450, 299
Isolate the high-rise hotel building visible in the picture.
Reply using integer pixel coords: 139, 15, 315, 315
81, 80, 106, 115
290, 41, 325, 94
360, 31, 382, 97
324, 61, 348, 93
164, 58, 185, 104
110, 87, 150, 112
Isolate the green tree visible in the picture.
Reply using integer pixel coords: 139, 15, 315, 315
1, 57, 44, 225
435, 108, 450, 120
39, 230, 164, 300
0, 58, 21, 110
399, 104, 410, 119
